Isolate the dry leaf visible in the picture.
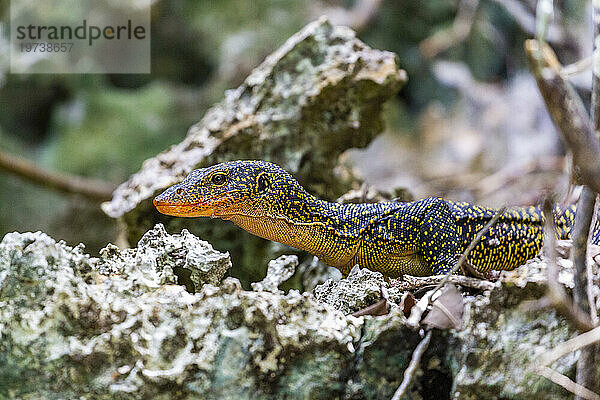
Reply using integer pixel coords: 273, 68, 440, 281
399, 292, 416, 317
422, 284, 464, 330
351, 298, 389, 317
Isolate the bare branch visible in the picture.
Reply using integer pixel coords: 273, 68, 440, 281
393, 274, 495, 292
572, 2, 600, 395
0, 150, 116, 202
535, 0, 554, 44
391, 330, 433, 400
540, 325, 600, 367
542, 200, 595, 332
475, 156, 563, 197
525, 40, 600, 194
537, 367, 600, 400
572, 188, 595, 317
561, 56, 592, 79
419, 0, 480, 59
571, 188, 600, 398
490, 0, 563, 43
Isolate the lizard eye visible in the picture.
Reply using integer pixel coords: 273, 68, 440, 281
257, 173, 270, 192
211, 173, 227, 185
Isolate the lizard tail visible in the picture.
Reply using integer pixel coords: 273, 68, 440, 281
554, 203, 600, 245
553, 204, 575, 241
592, 206, 600, 246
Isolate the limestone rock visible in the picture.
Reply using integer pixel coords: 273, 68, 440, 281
1, 228, 593, 399
0, 230, 361, 399
96, 224, 232, 292
314, 265, 403, 315
313, 249, 595, 399
251, 255, 298, 294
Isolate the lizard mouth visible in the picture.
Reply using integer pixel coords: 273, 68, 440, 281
153, 195, 235, 218
153, 200, 216, 217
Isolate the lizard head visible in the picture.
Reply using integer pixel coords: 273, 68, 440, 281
153, 160, 306, 218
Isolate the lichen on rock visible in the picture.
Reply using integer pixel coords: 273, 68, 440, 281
0, 229, 362, 399
96, 224, 232, 292
251, 254, 298, 294
1, 226, 596, 399
312, 245, 599, 399
450, 276, 577, 399
314, 265, 403, 315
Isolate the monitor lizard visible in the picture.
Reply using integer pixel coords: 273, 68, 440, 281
154, 160, 598, 277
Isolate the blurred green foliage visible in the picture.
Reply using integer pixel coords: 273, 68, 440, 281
48, 82, 191, 181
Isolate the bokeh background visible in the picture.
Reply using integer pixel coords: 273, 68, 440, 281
0, 0, 591, 255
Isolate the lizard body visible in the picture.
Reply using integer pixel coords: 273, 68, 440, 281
154, 160, 599, 277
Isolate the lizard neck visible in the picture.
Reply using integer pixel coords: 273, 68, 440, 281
226, 195, 360, 268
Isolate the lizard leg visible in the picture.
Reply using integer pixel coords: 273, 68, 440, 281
419, 198, 462, 275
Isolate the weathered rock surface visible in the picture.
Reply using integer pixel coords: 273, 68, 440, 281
450, 278, 576, 399
1, 227, 596, 399
251, 255, 298, 294
314, 251, 599, 399
0, 229, 363, 399
96, 224, 232, 292
314, 265, 404, 314
100, 18, 406, 286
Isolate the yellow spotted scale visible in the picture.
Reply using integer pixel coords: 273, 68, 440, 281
154, 160, 600, 277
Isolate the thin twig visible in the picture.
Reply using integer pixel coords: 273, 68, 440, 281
543, 200, 594, 332
406, 207, 503, 328
393, 274, 495, 292
427, 206, 506, 306
525, 40, 600, 195
589, 234, 599, 326
561, 56, 592, 79
419, 0, 480, 59
0, 150, 116, 201
540, 325, 600, 367
537, 367, 600, 400
572, 187, 595, 318
490, 0, 563, 43
535, 0, 553, 45
474, 156, 563, 197
391, 330, 433, 400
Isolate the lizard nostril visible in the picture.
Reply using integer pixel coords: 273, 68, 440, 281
176, 188, 184, 195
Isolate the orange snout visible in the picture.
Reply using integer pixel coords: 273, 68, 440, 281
153, 193, 240, 218
153, 198, 216, 217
